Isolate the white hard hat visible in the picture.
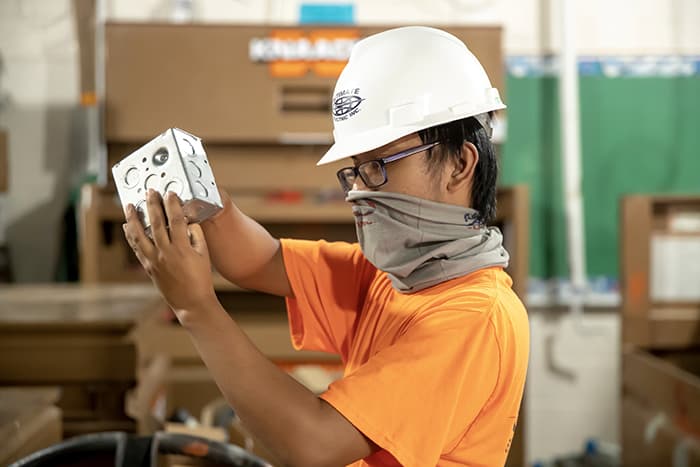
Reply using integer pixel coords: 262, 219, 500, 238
317, 26, 506, 166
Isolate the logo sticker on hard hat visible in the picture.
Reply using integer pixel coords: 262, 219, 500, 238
333, 88, 364, 121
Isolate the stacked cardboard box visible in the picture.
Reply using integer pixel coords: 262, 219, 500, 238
128, 305, 343, 428
620, 195, 700, 465
0, 387, 63, 465
0, 284, 162, 439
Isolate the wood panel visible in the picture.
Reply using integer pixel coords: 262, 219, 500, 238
621, 195, 700, 348
104, 24, 504, 143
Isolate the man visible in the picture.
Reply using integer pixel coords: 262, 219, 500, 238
124, 26, 529, 467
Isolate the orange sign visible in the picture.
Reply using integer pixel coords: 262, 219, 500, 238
249, 29, 360, 78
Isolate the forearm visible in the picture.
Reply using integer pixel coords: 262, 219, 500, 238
126, 191, 369, 463
201, 194, 291, 296
183, 301, 360, 466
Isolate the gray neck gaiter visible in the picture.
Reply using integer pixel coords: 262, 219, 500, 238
346, 190, 509, 293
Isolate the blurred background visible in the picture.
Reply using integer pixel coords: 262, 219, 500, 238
0, 0, 698, 466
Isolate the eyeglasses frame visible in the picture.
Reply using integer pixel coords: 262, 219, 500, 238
336, 141, 441, 192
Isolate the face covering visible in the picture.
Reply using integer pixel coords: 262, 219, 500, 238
345, 190, 509, 293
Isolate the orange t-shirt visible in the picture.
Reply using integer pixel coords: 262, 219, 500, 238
281, 239, 529, 467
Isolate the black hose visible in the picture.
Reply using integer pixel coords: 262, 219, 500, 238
8, 431, 126, 467
9, 431, 271, 467
150, 432, 271, 467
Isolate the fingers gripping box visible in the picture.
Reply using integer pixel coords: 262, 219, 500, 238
112, 128, 223, 233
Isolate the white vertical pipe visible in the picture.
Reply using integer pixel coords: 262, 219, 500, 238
94, 0, 108, 185
559, 0, 587, 317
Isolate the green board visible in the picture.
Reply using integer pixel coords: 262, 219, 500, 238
500, 76, 700, 278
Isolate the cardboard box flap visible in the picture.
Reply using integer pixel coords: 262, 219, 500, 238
624, 348, 700, 432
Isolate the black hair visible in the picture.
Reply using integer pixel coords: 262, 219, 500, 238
418, 114, 498, 224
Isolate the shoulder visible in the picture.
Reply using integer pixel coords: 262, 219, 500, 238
404, 267, 526, 335
416, 267, 505, 314
281, 239, 370, 266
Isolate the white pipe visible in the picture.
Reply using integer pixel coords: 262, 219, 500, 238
558, 0, 589, 325
94, 0, 108, 185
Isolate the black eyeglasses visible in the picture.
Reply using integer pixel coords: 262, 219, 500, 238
336, 141, 441, 193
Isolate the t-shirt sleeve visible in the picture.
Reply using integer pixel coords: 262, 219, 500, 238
280, 238, 376, 358
320, 308, 500, 467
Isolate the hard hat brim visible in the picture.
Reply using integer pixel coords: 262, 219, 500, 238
316, 103, 506, 166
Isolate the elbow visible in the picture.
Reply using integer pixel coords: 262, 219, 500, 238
279, 451, 339, 467
275, 432, 345, 467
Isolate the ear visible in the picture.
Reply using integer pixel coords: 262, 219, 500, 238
446, 141, 479, 192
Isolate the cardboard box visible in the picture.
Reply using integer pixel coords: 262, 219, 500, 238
128, 305, 342, 433
165, 366, 223, 421
126, 353, 221, 432
0, 284, 160, 382
623, 348, 700, 428
132, 305, 341, 366
58, 382, 134, 420
623, 396, 700, 467
0, 333, 136, 383
127, 355, 171, 434
0, 284, 162, 437
623, 347, 700, 465
621, 195, 700, 348
0, 387, 63, 465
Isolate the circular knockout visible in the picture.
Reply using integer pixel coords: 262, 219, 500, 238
187, 161, 202, 178
144, 174, 159, 191
181, 138, 196, 156
193, 181, 208, 198
164, 178, 184, 197
124, 167, 140, 188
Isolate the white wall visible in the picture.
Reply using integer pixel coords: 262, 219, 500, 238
0, 0, 80, 281
105, 0, 700, 54
526, 309, 620, 464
